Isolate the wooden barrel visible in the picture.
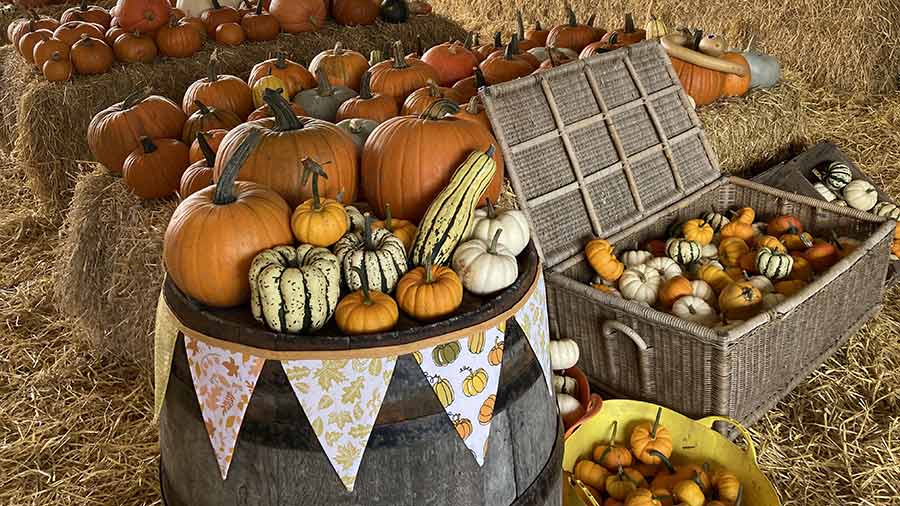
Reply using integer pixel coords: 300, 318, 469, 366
159, 243, 562, 506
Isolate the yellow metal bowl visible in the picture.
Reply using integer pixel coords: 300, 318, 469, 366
562, 399, 780, 506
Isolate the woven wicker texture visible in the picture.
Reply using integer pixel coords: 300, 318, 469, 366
481, 41, 720, 269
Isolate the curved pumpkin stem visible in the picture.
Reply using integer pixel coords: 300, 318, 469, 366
207, 49, 220, 82
351, 266, 374, 305
391, 40, 409, 69
648, 449, 675, 473
474, 66, 488, 89
465, 96, 480, 114
314, 68, 334, 97
333, 40, 345, 54
263, 88, 303, 131
300, 157, 328, 210
121, 88, 148, 109
359, 71, 373, 99
213, 130, 262, 205
487, 228, 503, 254
196, 132, 216, 167
420, 98, 460, 120
194, 100, 211, 116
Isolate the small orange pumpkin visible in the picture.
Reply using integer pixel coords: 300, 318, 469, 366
658, 275, 692, 309
718, 237, 749, 267
789, 254, 813, 281
718, 281, 762, 320
804, 240, 838, 273
592, 421, 634, 471
630, 408, 673, 465
775, 279, 807, 297
768, 215, 803, 236
720, 220, 754, 242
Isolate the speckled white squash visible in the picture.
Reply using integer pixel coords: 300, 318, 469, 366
249, 245, 341, 333
334, 221, 408, 293
755, 247, 793, 280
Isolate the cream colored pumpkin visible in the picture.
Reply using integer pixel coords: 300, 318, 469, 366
177, 0, 242, 17
751, 222, 767, 237
843, 179, 878, 211
746, 275, 775, 294
690, 279, 716, 305
622, 250, 654, 267
644, 15, 668, 39
762, 292, 786, 309
618, 264, 662, 305
452, 229, 519, 295
557, 393, 581, 416
467, 199, 531, 256
672, 296, 717, 326
872, 202, 900, 220
549, 339, 580, 370
700, 243, 718, 259
552, 374, 578, 395
646, 256, 682, 280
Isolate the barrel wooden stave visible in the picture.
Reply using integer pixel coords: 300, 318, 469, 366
160, 319, 561, 506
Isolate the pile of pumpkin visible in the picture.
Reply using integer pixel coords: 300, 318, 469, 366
7, 0, 431, 82
584, 206, 863, 329
568, 408, 743, 506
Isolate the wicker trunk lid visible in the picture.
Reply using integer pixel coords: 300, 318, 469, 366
480, 41, 893, 425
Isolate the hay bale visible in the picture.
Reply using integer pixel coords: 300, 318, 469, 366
55, 165, 175, 369
2, 15, 466, 215
431, 0, 900, 98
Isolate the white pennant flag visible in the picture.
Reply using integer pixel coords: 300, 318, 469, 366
516, 272, 554, 395
282, 358, 396, 492
184, 336, 265, 480
414, 324, 505, 466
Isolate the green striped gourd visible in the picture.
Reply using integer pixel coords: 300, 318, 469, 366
334, 215, 408, 293
815, 161, 852, 192
702, 208, 730, 232
755, 247, 793, 280
410, 146, 498, 266
665, 238, 701, 264
249, 245, 341, 333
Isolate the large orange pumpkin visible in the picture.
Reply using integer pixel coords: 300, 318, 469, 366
87, 90, 187, 173
361, 99, 504, 222
213, 89, 358, 207
480, 35, 535, 85
401, 80, 464, 115
720, 52, 751, 97
546, 6, 599, 52
248, 53, 316, 98
61, 0, 113, 28
164, 131, 294, 308
181, 101, 242, 143
112, 0, 170, 32
182, 50, 253, 119
369, 40, 440, 105
451, 66, 488, 104
599, 13, 644, 45
9, 15, 59, 50
308, 41, 369, 90
669, 32, 724, 106
421, 39, 479, 86
123, 137, 190, 199
336, 70, 399, 123
269, 0, 325, 33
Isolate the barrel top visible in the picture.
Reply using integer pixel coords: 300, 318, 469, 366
163, 242, 541, 353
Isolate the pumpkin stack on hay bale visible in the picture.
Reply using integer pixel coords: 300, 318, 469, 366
0, 14, 465, 214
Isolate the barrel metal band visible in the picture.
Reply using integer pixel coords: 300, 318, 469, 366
161, 267, 541, 360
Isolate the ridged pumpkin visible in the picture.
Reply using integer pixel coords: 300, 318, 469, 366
213, 89, 358, 207
164, 131, 293, 308
720, 52, 751, 97
123, 137, 189, 199
19, 29, 53, 63
200, 0, 241, 37
241, 0, 280, 42
290, 158, 349, 247
249, 53, 316, 97
658, 275, 692, 309
53, 21, 105, 47
401, 79, 464, 115
335, 267, 399, 335
269, 0, 325, 33
421, 39, 479, 86
182, 50, 254, 120
247, 101, 307, 121
451, 66, 488, 104
62, 0, 113, 28
480, 35, 535, 85
112, 0, 170, 32
336, 70, 399, 123
546, 6, 599, 52
33, 37, 70, 69
372, 203, 416, 251
334, 215, 408, 293
361, 99, 503, 222
155, 16, 202, 58
180, 132, 216, 198
718, 281, 762, 320
9, 16, 58, 52
309, 41, 369, 90
369, 40, 440, 104
87, 90, 187, 173
181, 100, 242, 144
453, 96, 491, 132
600, 13, 644, 45
396, 251, 463, 321
113, 31, 158, 63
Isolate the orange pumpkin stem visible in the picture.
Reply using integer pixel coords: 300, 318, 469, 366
300, 158, 328, 210
213, 130, 262, 205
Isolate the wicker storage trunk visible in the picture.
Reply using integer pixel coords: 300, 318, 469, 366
480, 41, 894, 425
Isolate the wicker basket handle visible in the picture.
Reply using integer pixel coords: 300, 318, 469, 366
696, 415, 759, 463
601, 320, 654, 398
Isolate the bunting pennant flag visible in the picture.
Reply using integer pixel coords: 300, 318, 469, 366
282, 357, 397, 492
185, 336, 265, 480
516, 272, 553, 395
414, 324, 505, 466
153, 291, 180, 421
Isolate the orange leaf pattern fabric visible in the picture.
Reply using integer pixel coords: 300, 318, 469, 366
415, 325, 505, 466
282, 358, 396, 492
516, 272, 553, 395
185, 336, 265, 480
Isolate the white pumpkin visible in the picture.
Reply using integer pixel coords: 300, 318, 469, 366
646, 256, 682, 280
552, 374, 578, 395
762, 292, 786, 309
549, 339, 580, 370
746, 275, 774, 294
467, 199, 530, 256
843, 179, 878, 211
622, 250, 654, 267
672, 296, 717, 326
872, 202, 900, 220
618, 264, 662, 305
557, 393, 581, 416
452, 229, 518, 295
700, 243, 718, 259
813, 182, 837, 202
176, 0, 242, 17
690, 280, 717, 305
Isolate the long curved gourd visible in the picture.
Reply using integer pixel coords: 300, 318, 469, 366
661, 35, 746, 76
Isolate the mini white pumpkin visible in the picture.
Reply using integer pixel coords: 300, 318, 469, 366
690, 279, 716, 305
812, 182, 838, 202
700, 243, 718, 259
557, 393, 581, 416
646, 256, 682, 280
666, 238, 701, 264
872, 202, 900, 220
703, 209, 730, 232
746, 275, 774, 294
644, 14, 668, 39
843, 179, 878, 211
549, 339, 580, 370
618, 264, 662, 305
756, 247, 793, 279
553, 374, 578, 395
467, 199, 530, 256
176, 0, 242, 17
762, 292, 786, 309
672, 296, 717, 326
452, 229, 518, 295
622, 250, 654, 267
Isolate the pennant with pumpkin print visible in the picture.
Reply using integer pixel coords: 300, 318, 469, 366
282, 358, 396, 492
516, 272, 553, 395
185, 336, 265, 480
153, 291, 179, 421
414, 324, 505, 466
